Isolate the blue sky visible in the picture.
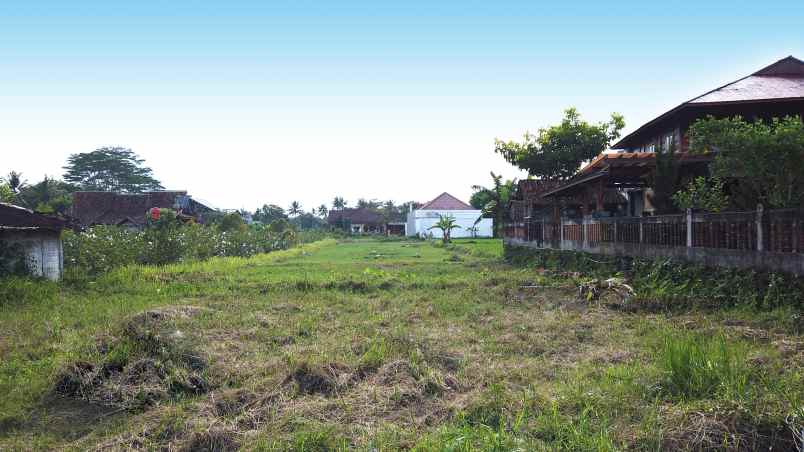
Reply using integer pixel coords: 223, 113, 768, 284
2, 0, 803, 210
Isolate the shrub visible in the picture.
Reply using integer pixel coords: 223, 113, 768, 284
0, 241, 30, 277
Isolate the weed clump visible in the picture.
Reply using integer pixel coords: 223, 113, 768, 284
52, 306, 211, 411
288, 362, 352, 396
180, 428, 239, 452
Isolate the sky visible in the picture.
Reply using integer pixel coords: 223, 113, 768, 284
1, 1, 803, 212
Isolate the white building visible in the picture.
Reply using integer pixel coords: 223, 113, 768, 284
407, 193, 493, 239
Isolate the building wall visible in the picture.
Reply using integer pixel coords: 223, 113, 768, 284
0, 230, 63, 280
407, 210, 493, 238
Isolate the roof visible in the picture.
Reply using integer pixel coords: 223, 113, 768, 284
419, 192, 473, 210
327, 208, 384, 224
613, 56, 804, 149
70, 190, 214, 227
0, 203, 69, 232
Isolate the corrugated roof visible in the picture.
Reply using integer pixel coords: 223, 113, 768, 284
0, 203, 69, 231
419, 192, 473, 210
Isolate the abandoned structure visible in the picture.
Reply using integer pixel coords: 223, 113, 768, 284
71, 190, 216, 228
0, 203, 70, 280
407, 192, 493, 239
505, 56, 804, 274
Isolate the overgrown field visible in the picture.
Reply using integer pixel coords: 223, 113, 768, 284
0, 238, 802, 451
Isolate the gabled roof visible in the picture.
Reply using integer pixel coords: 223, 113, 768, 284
419, 192, 473, 210
327, 208, 384, 224
612, 56, 804, 149
0, 203, 69, 231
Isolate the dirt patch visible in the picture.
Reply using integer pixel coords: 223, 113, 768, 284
288, 362, 353, 396
212, 388, 257, 417
661, 410, 796, 452
180, 428, 239, 452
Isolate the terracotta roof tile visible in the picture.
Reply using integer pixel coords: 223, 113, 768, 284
419, 192, 473, 210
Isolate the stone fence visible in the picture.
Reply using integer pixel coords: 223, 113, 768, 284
504, 206, 804, 275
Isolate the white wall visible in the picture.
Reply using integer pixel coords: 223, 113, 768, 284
1, 231, 63, 280
406, 210, 493, 238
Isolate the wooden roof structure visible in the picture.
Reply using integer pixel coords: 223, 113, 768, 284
613, 56, 804, 150
0, 203, 70, 232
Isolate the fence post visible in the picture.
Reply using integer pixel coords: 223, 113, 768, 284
541, 219, 546, 247
686, 208, 693, 248
613, 220, 618, 243
638, 218, 644, 244
582, 218, 587, 249
560, 217, 564, 246
756, 204, 764, 252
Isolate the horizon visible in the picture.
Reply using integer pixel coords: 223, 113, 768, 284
2, 0, 803, 211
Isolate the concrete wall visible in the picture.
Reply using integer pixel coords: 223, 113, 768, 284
407, 210, 493, 238
1, 230, 63, 280
505, 237, 804, 276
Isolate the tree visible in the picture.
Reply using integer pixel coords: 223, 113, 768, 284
688, 115, 804, 209
332, 197, 347, 210
63, 147, 163, 192
0, 183, 14, 203
17, 176, 76, 214
356, 198, 381, 209
428, 214, 461, 243
3, 171, 27, 194
288, 201, 302, 217
647, 139, 681, 214
253, 204, 287, 224
317, 204, 328, 218
495, 108, 625, 180
673, 177, 730, 213
471, 172, 516, 237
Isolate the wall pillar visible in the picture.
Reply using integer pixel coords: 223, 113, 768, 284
756, 204, 764, 252
686, 208, 693, 248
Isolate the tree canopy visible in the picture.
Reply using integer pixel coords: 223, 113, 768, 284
471, 172, 516, 237
63, 147, 163, 192
688, 115, 804, 209
495, 108, 625, 180
253, 204, 287, 224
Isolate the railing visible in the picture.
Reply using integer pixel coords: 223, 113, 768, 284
510, 205, 804, 255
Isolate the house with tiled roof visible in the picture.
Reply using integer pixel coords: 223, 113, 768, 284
407, 192, 493, 238
71, 190, 216, 228
533, 56, 804, 218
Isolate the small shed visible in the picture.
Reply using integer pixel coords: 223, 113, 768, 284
407, 192, 493, 239
0, 203, 69, 280
327, 208, 386, 234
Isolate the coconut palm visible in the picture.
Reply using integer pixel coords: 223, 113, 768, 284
317, 204, 328, 218
428, 215, 461, 243
288, 201, 302, 217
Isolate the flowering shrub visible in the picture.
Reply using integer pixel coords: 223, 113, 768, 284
62, 212, 317, 277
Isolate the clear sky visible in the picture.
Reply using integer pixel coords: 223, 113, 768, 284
1, 0, 803, 211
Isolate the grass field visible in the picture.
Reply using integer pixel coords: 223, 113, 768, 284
0, 238, 802, 451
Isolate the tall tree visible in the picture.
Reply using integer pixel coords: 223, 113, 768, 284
495, 108, 625, 180
356, 198, 381, 209
471, 172, 516, 237
63, 147, 163, 192
288, 201, 302, 217
317, 204, 328, 218
332, 196, 346, 210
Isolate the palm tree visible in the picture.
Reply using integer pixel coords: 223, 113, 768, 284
4, 171, 27, 194
317, 204, 328, 218
471, 172, 516, 238
332, 196, 346, 210
428, 214, 461, 243
288, 201, 302, 217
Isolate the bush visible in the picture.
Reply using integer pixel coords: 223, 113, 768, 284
0, 241, 30, 277
63, 212, 330, 277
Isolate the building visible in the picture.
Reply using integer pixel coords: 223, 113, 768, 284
71, 190, 216, 228
0, 203, 69, 280
327, 208, 387, 234
530, 55, 804, 220
407, 192, 493, 239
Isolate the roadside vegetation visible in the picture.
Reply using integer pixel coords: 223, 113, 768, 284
0, 238, 802, 450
